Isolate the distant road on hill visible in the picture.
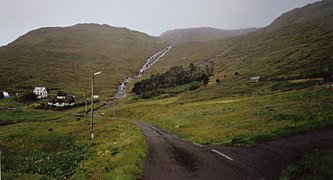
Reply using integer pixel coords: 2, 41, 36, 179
130, 120, 333, 180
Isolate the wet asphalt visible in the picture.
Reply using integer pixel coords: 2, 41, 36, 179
130, 120, 333, 180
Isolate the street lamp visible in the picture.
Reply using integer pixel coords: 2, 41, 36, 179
91, 71, 102, 141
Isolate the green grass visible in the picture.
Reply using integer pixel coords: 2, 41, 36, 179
115, 86, 333, 145
280, 148, 333, 180
0, 104, 146, 179
0, 109, 62, 125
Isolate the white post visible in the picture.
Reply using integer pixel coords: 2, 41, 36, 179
0, 150, 2, 180
91, 75, 94, 141
91, 71, 101, 141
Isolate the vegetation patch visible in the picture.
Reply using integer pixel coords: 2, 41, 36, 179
132, 63, 214, 98
0, 109, 61, 125
0, 102, 146, 179
117, 86, 333, 145
280, 148, 333, 180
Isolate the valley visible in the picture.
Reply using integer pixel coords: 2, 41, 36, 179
0, 0, 333, 179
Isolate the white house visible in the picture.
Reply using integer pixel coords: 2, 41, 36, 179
250, 76, 261, 83
33, 87, 48, 99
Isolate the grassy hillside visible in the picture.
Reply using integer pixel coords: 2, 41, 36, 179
0, 0, 332, 179
145, 0, 333, 95
160, 27, 257, 44
120, 0, 333, 144
0, 23, 166, 97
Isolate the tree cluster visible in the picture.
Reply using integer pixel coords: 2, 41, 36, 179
132, 63, 214, 98
16, 92, 37, 102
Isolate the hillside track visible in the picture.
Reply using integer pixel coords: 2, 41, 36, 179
130, 120, 333, 180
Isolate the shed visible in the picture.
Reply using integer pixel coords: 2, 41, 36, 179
2, 92, 10, 98
250, 76, 261, 83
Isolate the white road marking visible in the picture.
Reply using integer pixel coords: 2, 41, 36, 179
212, 149, 234, 161
193, 143, 203, 147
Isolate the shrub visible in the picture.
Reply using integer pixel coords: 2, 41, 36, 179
188, 81, 201, 91
18, 92, 37, 102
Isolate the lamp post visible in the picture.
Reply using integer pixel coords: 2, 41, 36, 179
91, 71, 102, 141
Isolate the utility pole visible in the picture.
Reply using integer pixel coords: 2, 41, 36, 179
113, 92, 116, 118
85, 98, 88, 114
91, 71, 102, 141
0, 150, 2, 180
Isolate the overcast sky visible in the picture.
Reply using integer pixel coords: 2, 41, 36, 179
0, 0, 320, 46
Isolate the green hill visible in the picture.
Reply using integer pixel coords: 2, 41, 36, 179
269, 0, 333, 28
143, 0, 333, 99
0, 23, 166, 96
115, 0, 333, 157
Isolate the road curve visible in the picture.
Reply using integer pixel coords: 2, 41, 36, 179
130, 120, 333, 180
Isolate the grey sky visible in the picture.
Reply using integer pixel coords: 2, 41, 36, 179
0, 0, 320, 46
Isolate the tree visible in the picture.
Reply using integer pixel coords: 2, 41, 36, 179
20, 92, 37, 102
132, 82, 143, 95
200, 73, 209, 85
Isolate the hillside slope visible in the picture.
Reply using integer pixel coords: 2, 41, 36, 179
145, 0, 332, 98
160, 27, 257, 44
0, 23, 166, 95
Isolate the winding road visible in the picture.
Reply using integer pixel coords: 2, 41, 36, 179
130, 120, 333, 180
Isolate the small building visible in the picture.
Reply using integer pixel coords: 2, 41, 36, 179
48, 91, 75, 107
33, 87, 48, 99
2, 92, 10, 98
250, 76, 261, 83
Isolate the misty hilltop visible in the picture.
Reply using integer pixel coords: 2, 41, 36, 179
160, 27, 257, 44
146, 0, 333, 89
269, 0, 333, 28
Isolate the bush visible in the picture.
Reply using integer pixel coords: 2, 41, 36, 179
188, 81, 201, 91
132, 63, 214, 97
18, 92, 37, 102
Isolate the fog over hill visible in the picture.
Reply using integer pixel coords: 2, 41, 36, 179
160, 27, 258, 44
146, 0, 333, 88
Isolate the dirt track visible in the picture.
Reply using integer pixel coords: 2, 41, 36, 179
130, 120, 333, 180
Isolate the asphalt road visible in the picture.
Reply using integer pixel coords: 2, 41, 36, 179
130, 120, 333, 180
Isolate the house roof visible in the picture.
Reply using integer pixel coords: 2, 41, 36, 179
34, 87, 47, 91
250, 76, 260, 80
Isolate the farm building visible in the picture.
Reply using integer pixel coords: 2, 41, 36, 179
33, 87, 48, 99
48, 91, 75, 107
250, 76, 261, 83
2, 92, 10, 98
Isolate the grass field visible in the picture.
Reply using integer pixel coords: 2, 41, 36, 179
114, 85, 333, 145
0, 98, 145, 179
